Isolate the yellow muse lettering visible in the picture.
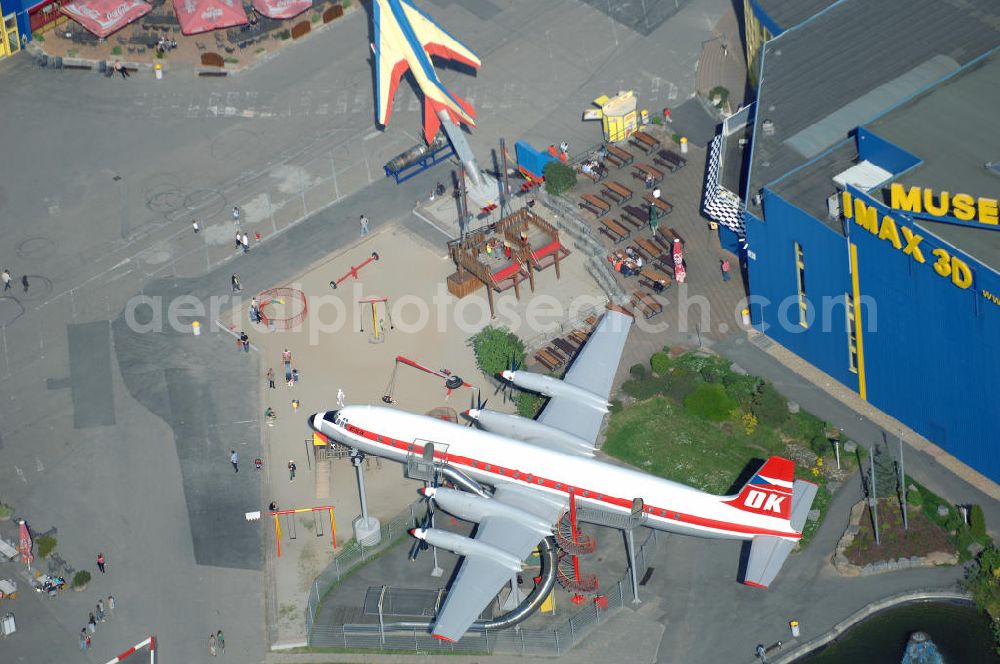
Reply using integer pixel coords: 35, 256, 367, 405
889, 184, 999, 226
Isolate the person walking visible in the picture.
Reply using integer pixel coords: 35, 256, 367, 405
291, 399, 300, 412
359, 214, 370, 236
241, 232, 250, 254
96, 553, 106, 574
96, 599, 106, 622
232, 206, 241, 226
235, 232, 243, 251
88, 612, 97, 633
288, 460, 297, 481
107, 595, 115, 614
209, 632, 218, 656
80, 628, 88, 651
337, 388, 345, 408
20, 274, 28, 293
230, 450, 239, 473
652, 186, 661, 200
266, 368, 275, 389
216, 629, 225, 654
240, 331, 250, 352
721, 258, 731, 282
1, 269, 11, 291
192, 219, 200, 234
231, 273, 241, 293
114, 60, 129, 78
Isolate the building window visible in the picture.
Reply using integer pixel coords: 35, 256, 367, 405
795, 243, 808, 328
845, 292, 859, 373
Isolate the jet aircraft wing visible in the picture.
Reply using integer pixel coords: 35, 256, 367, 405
373, 2, 410, 126
535, 308, 633, 446
430, 484, 564, 642
398, 0, 481, 70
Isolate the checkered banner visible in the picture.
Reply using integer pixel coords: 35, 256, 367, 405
702, 134, 745, 237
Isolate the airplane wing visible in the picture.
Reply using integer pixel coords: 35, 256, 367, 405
743, 479, 818, 588
399, 0, 481, 70
431, 484, 564, 642
535, 308, 633, 447
373, 1, 411, 127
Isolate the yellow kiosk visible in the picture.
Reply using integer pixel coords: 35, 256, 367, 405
583, 90, 639, 143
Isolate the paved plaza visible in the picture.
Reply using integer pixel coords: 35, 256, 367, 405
0, 0, 996, 662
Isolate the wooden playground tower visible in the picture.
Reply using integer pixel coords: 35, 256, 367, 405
446, 207, 570, 317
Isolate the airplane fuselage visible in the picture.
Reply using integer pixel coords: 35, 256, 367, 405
311, 405, 799, 541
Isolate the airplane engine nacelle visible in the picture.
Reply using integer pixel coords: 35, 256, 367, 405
503, 371, 608, 411
411, 527, 524, 572
468, 410, 594, 456
424, 487, 553, 536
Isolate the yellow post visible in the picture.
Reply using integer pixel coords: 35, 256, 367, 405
274, 513, 282, 558
371, 302, 379, 341
329, 508, 337, 549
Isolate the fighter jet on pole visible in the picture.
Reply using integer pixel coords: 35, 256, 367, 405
372, 0, 489, 190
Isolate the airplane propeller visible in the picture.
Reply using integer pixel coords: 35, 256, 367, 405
495, 356, 519, 404
409, 472, 440, 561
464, 389, 487, 427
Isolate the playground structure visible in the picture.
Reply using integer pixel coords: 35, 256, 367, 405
357, 296, 394, 344
272, 506, 337, 558
446, 207, 570, 317
330, 252, 380, 290
383, 355, 473, 404
257, 287, 308, 330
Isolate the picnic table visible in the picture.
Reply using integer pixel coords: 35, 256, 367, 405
605, 145, 634, 168
599, 218, 630, 243
633, 163, 664, 185
534, 348, 563, 371
602, 180, 633, 203
641, 267, 673, 285
580, 193, 611, 218
637, 237, 665, 258
655, 149, 687, 172
631, 290, 663, 319
630, 131, 660, 153
643, 193, 673, 216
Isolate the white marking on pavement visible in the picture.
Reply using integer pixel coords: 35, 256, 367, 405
15, 466, 26, 483
363, 130, 381, 141
411, 208, 452, 238
36, 456, 44, 472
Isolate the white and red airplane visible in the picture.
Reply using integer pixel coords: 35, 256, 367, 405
310, 306, 817, 642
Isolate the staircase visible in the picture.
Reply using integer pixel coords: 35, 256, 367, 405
552, 498, 600, 596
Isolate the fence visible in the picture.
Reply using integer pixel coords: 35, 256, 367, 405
305, 499, 662, 657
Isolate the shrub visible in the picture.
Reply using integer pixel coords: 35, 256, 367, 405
516, 392, 545, 418
32, 31, 45, 43
723, 372, 760, 405
665, 367, 697, 404
649, 352, 671, 375
698, 357, 729, 384
808, 434, 830, 457
279, 29, 291, 40
72, 570, 91, 589
752, 383, 788, 427
651, 116, 663, 125
672, 133, 682, 144
155, 50, 164, 59
224, 57, 239, 64
543, 161, 577, 196
708, 85, 730, 107
311, 12, 321, 23
789, 410, 826, 442
971, 504, 987, 538
342, 0, 351, 7
469, 326, 525, 378
683, 383, 736, 422
622, 376, 666, 401
629, 363, 647, 379
111, 46, 122, 55
37, 535, 57, 558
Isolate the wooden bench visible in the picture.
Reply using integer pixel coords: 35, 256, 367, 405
598, 217, 630, 243
668, 227, 686, 245
622, 204, 650, 226
534, 349, 562, 371
578, 167, 604, 183
637, 237, 665, 258
580, 193, 611, 218
630, 290, 663, 319
632, 163, 664, 185
630, 131, 661, 153
552, 337, 579, 356
605, 145, 634, 168
655, 149, 687, 172
641, 267, 673, 287
643, 193, 674, 216
628, 243, 653, 262
602, 180, 633, 203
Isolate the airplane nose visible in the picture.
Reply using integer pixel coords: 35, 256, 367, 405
465, 409, 480, 420
409, 528, 426, 539
421, 487, 437, 498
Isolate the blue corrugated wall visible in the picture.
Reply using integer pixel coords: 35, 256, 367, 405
745, 192, 859, 391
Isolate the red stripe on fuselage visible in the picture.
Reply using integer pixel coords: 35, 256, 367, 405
332, 422, 798, 540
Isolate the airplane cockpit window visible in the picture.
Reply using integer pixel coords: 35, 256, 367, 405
323, 411, 340, 425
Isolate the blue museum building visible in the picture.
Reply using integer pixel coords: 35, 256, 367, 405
704, 0, 1000, 483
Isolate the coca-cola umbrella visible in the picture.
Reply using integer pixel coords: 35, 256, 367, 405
672, 238, 686, 284
252, 0, 312, 20
60, 0, 152, 38
172, 0, 247, 35
18, 519, 33, 569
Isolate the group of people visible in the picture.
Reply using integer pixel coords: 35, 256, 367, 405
580, 158, 608, 180
1, 268, 29, 293
208, 629, 226, 656
608, 248, 644, 277
79, 592, 115, 650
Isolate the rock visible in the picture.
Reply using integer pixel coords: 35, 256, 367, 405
886, 559, 899, 571
897, 558, 910, 569
937, 504, 950, 518
968, 542, 985, 558
862, 564, 874, 576
807, 509, 820, 522
910, 555, 923, 566
787, 401, 800, 414
846, 524, 859, 536
873, 560, 888, 573
843, 440, 857, 453
729, 362, 748, 375
826, 481, 841, 494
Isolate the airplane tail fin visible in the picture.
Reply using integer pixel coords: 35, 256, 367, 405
423, 90, 477, 144
725, 456, 795, 521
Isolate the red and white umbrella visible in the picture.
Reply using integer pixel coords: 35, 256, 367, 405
672, 238, 686, 283
172, 0, 247, 35
60, 0, 152, 38
252, 0, 312, 20
18, 520, 33, 568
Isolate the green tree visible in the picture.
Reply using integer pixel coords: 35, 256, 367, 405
970, 504, 987, 538
649, 352, 671, 375
543, 161, 577, 196
469, 326, 525, 378
751, 382, 788, 427
37, 535, 57, 558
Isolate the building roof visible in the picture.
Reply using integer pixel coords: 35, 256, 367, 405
747, 0, 1000, 213
752, 0, 838, 34
866, 54, 1000, 272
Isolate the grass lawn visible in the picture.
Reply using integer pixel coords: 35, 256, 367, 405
603, 395, 783, 495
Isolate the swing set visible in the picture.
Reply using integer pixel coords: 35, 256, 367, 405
271, 506, 337, 558
357, 296, 394, 344
382, 355, 473, 404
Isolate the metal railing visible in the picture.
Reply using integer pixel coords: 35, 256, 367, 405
305, 498, 662, 656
